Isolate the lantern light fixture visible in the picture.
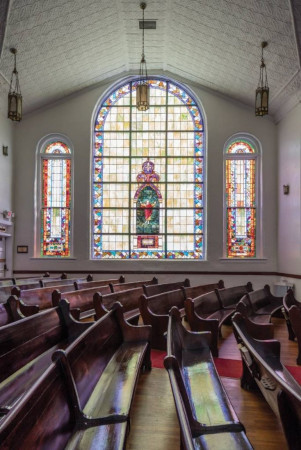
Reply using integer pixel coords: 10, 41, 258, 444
255, 41, 269, 117
8, 48, 22, 122
136, 2, 149, 111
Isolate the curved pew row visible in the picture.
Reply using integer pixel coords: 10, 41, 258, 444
236, 285, 284, 324
75, 276, 125, 291
139, 281, 225, 351
110, 277, 158, 293
94, 287, 145, 325
283, 289, 301, 365
0, 299, 91, 419
232, 312, 301, 450
164, 307, 252, 450
0, 303, 151, 449
142, 278, 190, 297
185, 283, 252, 356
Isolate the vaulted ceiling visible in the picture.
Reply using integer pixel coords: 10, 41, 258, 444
0, 0, 300, 120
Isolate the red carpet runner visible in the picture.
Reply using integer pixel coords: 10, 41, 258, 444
151, 350, 301, 384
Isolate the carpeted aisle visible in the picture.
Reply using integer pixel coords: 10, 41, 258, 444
151, 350, 301, 384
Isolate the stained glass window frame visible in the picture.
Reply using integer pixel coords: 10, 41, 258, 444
91, 76, 206, 260
223, 133, 261, 259
36, 134, 73, 258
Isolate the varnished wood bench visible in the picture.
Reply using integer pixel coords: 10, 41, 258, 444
75, 275, 125, 291
164, 307, 252, 450
181, 280, 225, 300
236, 285, 283, 325
0, 303, 151, 449
143, 278, 190, 297
217, 283, 253, 309
185, 288, 245, 356
0, 299, 91, 418
94, 287, 145, 324
53, 285, 112, 321
139, 289, 186, 350
110, 277, 158, 293
41, 274, 92, 288
0, 295, 39, 326
11, 283, 77, 311
232, 312, 301, 450
283, 290, 301, 365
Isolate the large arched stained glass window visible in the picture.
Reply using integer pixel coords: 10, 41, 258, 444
224, 136, 260, 258
92, 78, 205, 259
40, 139, 72, 257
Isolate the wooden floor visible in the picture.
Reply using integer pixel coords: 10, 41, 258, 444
127, 317, 299, 450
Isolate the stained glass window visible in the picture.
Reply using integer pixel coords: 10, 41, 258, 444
41, 140, 72, 256
225, 138, 259, 258
92, 78, 205, 259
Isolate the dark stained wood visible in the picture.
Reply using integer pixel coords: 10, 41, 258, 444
139, 290, 186, 351
232, 312, 301, 450
111, 277, 158, 293
283, 289, 300, 341
181, 279, 224, 300
164, 307, 252, 449
0, 303, 151, 449
94, 287, 144, 324
288, 305, 301, 365
75, 275, 125, 291
53, 285, 112, 320
185, 290, 235, 356
0, 299, 91, 416
11, 283, 77, 311
143, 279, 190, 297
217, 282, 253, 309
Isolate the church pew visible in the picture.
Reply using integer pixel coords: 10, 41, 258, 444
139, 289, 186, 350
232, 312, 301, 450
185, 290, 236, 356
41, 274, 92, 288
0, 295, 39, 327
110, 276, 158, 293
94, 287, 144, 324
181, 279, 225, 300
164, 307, 252, 450
75, 275, 125, 291
11, 283, 77, 311
283, 289, 300, 341
216, 282, 253, 309
0, 299, 91, 417
287, 304, 301, 365
53, 285, 112, 321
0, 303, 151, 449
143, 278, 190, 297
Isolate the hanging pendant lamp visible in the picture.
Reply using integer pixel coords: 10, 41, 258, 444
136, 2, 149, 111
255, 42, 269, 117
8, 48, 22, 122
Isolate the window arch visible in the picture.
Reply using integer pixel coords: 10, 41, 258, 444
224, 134, 261, 258
36, 135, 73, 257
91, 78, 205, 259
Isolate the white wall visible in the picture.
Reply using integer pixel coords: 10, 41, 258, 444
277, 103, 301, 297
0, 106, 14, 213
12, 73, 278, 282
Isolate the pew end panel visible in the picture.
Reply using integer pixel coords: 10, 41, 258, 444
288, 305, 301, 365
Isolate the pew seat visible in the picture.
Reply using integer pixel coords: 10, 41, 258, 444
164, 307, 252, 450
232, 312, 301, 450
0, 303, 151, 449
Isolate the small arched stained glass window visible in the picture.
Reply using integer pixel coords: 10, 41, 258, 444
40, 139, 72, 257
92, 78, 206, 259
225, 137, 259, 258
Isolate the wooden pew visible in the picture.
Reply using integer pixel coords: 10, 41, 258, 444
0, 299, 91, 417
185, 289, 238, 356
41, 275, 91, 288
164, 307, 252, 450
139, 289, 186, 350
11, 283, 77, 311
94, 287, 144, 324
0, 303, 151, 449
181, 280, 224, 300
75, 275, 125, 291
53, 284, 112, 321
143, 278, 190, 297
110, 276, 158, 293
283, 289, 300, 341
232, 312, 301, 450
0, 295, 39, 326
236, 285, 283, 324
216, 282, 253, 309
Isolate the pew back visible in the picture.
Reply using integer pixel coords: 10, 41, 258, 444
111, 277, 157, 293
182, 280, 224, 300
143, 279, 190, 297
